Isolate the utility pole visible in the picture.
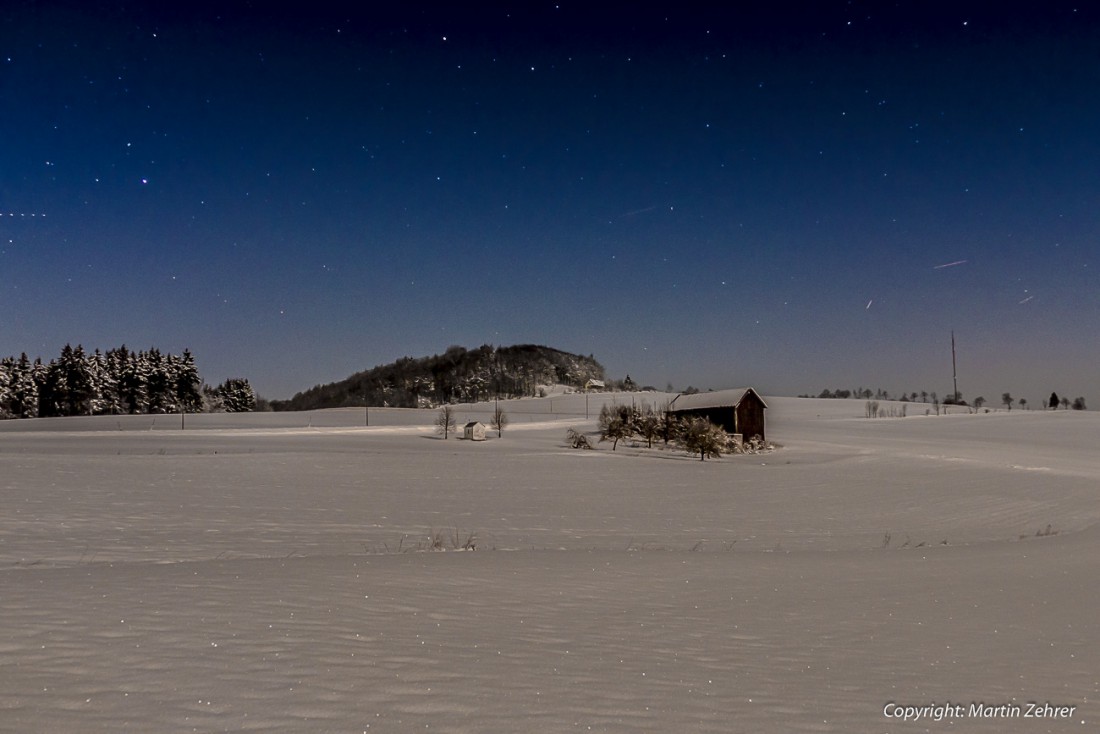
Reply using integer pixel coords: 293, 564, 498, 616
951, 331, 959, 403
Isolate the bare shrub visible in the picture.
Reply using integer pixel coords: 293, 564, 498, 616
424, 527, 478, 551
565, 427, 591, 449
741, 435, 775, 454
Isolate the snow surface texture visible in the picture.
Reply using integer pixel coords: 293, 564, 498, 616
1, 395, 1096, 732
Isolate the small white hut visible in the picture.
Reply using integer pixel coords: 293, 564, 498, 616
464, 421, 487, 441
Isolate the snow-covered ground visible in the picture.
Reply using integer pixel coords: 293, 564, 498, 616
1, 395, 1096, 732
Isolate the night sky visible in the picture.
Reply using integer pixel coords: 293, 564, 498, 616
3, 2, 1098, 404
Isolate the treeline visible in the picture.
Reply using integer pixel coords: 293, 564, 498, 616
0, 344, 256, 419
808, 388, 968, 405
801, 387, 902, 400
805, 387, 1087, 411
273, 344, 606, 411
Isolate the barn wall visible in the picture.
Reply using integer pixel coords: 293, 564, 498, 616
735, 398, 765, 440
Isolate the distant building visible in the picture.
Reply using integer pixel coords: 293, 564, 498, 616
585, 379, 605, 392
667, 387, 768, 441
464, 421, 487, 441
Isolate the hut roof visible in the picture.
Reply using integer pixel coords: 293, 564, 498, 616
667, 387, 768, 412
465, 421, 484, 428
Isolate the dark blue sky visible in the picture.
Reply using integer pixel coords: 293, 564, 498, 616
3, 2, 1098, 404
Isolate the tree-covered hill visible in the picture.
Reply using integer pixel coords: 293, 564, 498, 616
271, 344, 605, 411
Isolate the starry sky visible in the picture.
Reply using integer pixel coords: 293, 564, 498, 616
3, 2, 1098, 405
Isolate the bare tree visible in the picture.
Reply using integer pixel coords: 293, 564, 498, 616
1002, 392, 1014, 411
599, 414, 631, 450
436, 405, 457, 439
1019, 398, 1028, 410
1061, 396, 1070, 410
973, 396, 986, 411
634, 405, 661, 448
490, 403, 509, 437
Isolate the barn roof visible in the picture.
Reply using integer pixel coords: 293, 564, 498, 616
667, 387, 768, 412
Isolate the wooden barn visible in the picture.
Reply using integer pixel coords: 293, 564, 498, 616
464, 421, 487, 441
667, 387, 768, 441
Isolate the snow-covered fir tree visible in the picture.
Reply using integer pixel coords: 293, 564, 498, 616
0, 357, 12, 419
217, 378, 257, 413
0, 344, 236, 420
175, 349, 203, 413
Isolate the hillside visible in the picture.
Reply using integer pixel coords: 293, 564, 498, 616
270, 344, 605, 411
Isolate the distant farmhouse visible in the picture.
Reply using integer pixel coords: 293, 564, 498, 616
584, 379, 605, 392
668, 387, 768, 441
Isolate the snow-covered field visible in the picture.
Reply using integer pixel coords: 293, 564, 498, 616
1, 395, 1096, 732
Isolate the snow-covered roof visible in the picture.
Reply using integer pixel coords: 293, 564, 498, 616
465, 421, 485, 428
667, 387, 767, 412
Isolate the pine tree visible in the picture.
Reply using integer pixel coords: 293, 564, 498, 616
29, 359, 48, 417
38, 358, 67, 417
145, 348, 172, 413
11, 354, 40, 418
60, 344, 94, 415
86, 349, 116, 415
97, 349, 123, 415
119, 348, 150, 414
175, 349, 203, 413
218, 378, 256, 412
0, 357, 12, 418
